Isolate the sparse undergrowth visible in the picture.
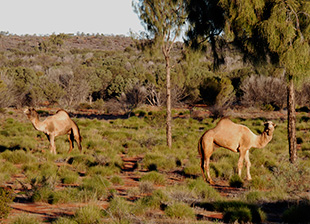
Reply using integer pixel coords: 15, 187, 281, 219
0, 108, 310, 223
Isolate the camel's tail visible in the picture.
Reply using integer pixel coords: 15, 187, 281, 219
198, 135, 205, 161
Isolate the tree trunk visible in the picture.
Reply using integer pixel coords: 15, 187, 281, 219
166, 55, 172, 148
287, 75, 297, 163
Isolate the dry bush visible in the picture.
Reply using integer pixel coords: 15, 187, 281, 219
0, 73, 16, 107
240, 75, 286, 110
105, 84, 147, 114
296, 81, 310, 108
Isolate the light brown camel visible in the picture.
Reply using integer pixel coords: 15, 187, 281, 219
24, 108, 82, 154
198, 118, 275, 185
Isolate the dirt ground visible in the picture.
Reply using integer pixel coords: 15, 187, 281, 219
0, 153, 291, 223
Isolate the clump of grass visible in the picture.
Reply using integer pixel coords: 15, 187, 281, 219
140, 171, 165, 185
31, 186, 54, 203
223, 206, 252, 223
213, 201, 266, 223
52, 217, 78, 224
143, 152, 177, 171
183, 165, 201, 176
139, 181, 154, 194
164, 202, 195, 220
187, 178, 222, 200
245, 191, 265, 203
0, 150, 36, 164
8, 213, 41, 224
283, 202, 310, 223
87, 165, 120, 177
110, 175, 124, 185
58, 166, 80, 185
0, 187, 14, 219
105, 197, 134, 222
229, 174, 244, 188
73, 204, 103, 224
136, 189, 167, 211
79, 175, 110, 200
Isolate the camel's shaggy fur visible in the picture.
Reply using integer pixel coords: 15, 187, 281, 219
198, 118, 276, 184
24, 108, 82, 154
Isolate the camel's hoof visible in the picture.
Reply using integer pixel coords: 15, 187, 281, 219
208, 180, 215, 185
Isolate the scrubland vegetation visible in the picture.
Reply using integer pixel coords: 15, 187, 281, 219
0, 107, 309, 223
1, 33, 310, 113
0, 32, 310, 223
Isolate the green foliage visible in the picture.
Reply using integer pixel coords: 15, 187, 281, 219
283, 201, 310, 223
0, 188, 14, 219
164, 202, 195, 220
187, 178, 222, 200
0, 150, 37, 164
79, 175, 110, 200
9, 213, 42, 224
214, 201, 266, 223
73, 205, 103, 224
105, 197, 133, 221
199, 76, 235, 112
140, 171, 165, 185
223, 206, 252, 223
229, 174, 244, 188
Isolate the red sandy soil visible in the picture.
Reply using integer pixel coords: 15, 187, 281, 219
1, 154, 238, 223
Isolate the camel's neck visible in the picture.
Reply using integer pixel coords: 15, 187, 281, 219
254, 131, 274, 148
29, 115, 45, 132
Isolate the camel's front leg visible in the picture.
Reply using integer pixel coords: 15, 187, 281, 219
237, 149, 246, 178
49, 135, 57, 155
206, 156, 215, 185
245, 150, 252, 180
68, 131, 74, 153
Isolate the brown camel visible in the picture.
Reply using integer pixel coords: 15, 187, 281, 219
198, 118, 275, 185
24, 108, 82, 154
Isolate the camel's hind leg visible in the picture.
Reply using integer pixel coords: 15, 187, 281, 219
199, 134, 214, 185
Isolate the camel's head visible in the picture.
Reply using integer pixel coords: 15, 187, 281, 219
23, 108, 38, 119
264, 121, 276, 136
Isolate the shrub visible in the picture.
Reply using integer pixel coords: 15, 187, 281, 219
79, 175, 110, 200
213, 201, 266, 223
187, 178, 222, 200
52, 217, 78, 224
164, 202, 195, 220
9, 213, 41, 224
140, 171, 165, 185
92, 99, 105, 110
73, 205, 103, 224
0, 187, 14, 219
223, 206, 252, 223
0, 150, 36, 164
139, 181, 154, 194
110, 175, 124, 185
136, 189, 167, 210
199, 76, 235, 117
240, 75, 286, 110
105, 197, 133, 221
229, 174, 244, 188
31, 186, 54, 203
283, 202, 310, 223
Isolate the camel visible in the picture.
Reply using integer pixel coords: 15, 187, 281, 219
198, 118, 276, 185
24, 108, 82, 154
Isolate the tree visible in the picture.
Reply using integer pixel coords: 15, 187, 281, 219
133, 0, 187, 148
186, 0, 310, 163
